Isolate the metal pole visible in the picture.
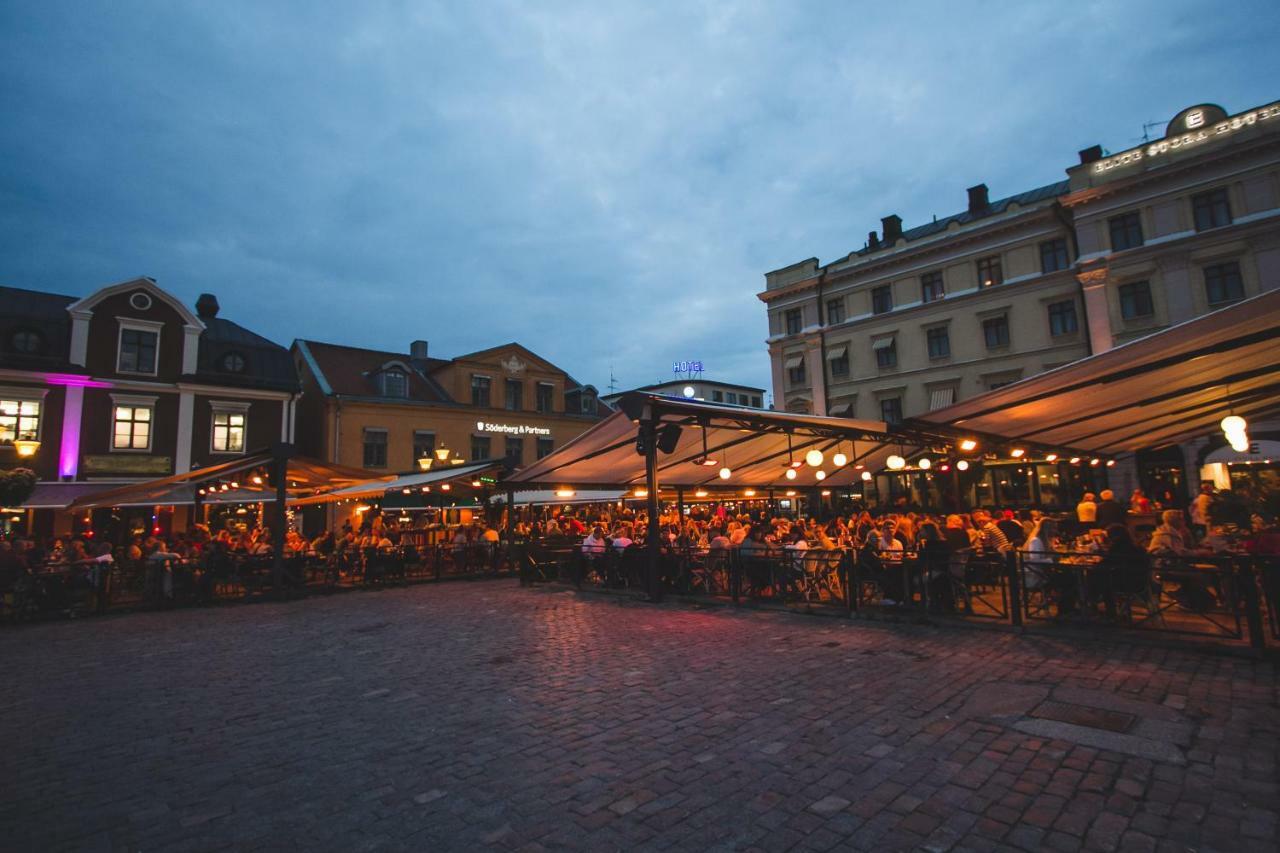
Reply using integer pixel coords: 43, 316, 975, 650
271, 443, 290, 594
676, 488, 685, 528
642, 419, 662, 602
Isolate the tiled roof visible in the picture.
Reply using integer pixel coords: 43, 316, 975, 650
0, 285, 77, 372
195, 317, 298, 392
298, 340, 455, 402
855, 179, 1071, 257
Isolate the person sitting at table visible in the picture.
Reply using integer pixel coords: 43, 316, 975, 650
971, 511, 1012, 555
610, 525, 634, 551
872, 519, 903, 553
1019, 517, 1059, 595
856, 534, 904, 605
996, 510, 1026, 548
917, 521, 954, 612
1148, 509, 1216, 611
582, 526, 608, 559
943, 515, 971, 552
1129, 489, 1152, 514
1088, 524, 1153, 617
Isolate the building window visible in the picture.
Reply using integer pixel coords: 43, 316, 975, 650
976, 255, 1003, 288
536, 436, 555, 459
751, 396, 761, 408
380, 369, 408, 398
362, 429, 387, 468
880, 397, 903, 424
1047, 301, 1079, 336
727, 392, 739, 404
471, 435, 491, 461
828, 349, 849, 378
1192, 187, 1232, 232
211, 411, 246, 453
787, 361, 806, 386
987, 377, 1019, 391
712, 389, 724, 402
471, 375, 491, 407
873, 338, 896, 369
920, 272, 945, 303
218, 351, 246, 373
1119, 281, 1154, 320
118, 328, 158, 374
1203, 261, 1244, 306
580, 393, 596, 414
926, 327, 950, 359
982, 315, 1010, 349
536, 383, 554, 413
825, 298, 845, 325
113, 405, 152, 450
1040, 239, 1070, 273
9, 328, 43, 354
1109, 212, 1144, 251
871, 285, 893, 315
505, 437, 524, 463
0, 399, 40, 445
784, 308, 802, 335
505, 379, 523, 411
413, 430, 435, 463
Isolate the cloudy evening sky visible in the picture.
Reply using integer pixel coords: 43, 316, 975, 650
3, 1, 1278, 399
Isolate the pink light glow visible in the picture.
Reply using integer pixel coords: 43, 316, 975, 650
44, 373, 112, 388
59, 385, 85, 478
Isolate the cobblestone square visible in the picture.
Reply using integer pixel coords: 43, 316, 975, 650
1, 582, 1276, 852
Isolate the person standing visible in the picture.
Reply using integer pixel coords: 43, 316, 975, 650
1189, 484, 1214, 538
1076, 492, 1098, 525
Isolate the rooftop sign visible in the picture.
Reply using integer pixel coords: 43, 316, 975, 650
476, 420, 551, 436
1091, 101, 1280, 175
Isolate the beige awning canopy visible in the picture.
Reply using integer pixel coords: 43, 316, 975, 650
825, 344, 847, 360
289, 460, 504, 507
66, 449, 385, 511
918, 289, 1280, 454
505, 393, 975, 490
783, 354, 805, 369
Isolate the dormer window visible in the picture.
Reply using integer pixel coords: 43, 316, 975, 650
117, 320, 161, 375
9, 328, 43, 354
219, 351, 247, 373
380, 369, 408, 398
580, 393, 596, 414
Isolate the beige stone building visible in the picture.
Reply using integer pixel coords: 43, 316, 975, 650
760, 97, 1280, 503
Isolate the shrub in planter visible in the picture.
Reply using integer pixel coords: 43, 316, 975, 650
0, 467, 38, 507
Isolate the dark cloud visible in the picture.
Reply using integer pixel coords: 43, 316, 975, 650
2, 0, 1277, 399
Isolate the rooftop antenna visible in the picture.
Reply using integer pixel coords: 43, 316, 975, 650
1137, 120, 1162, 144
607, 365, 618, 395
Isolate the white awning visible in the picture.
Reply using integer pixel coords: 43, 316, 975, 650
871, 337, 895, 351
928, 387, 955, 411
828, 402, 852, 416
290, 460, 503, 506
784, 354, 805, 369
921, 290, 1280, 453
825, 345, 847, 360
492, 489, 626, 506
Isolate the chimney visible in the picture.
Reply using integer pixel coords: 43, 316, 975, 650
967, 184, 989, 213
881, 214, 902, 245
1078, 145, 1103, 165
409, 340, 429, 359
867, 230, 880, 250
195, 293, 220, 319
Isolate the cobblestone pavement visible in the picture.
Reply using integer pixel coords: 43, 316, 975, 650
1, 582, 1277, 853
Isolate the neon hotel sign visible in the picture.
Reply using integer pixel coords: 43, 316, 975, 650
1092, 102, 1280, 174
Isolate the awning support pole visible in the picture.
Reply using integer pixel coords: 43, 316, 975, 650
271, 442, 292, 595
676, 488, 685, 527
642, 418, 663, 603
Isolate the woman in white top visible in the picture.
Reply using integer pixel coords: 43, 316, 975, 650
1020, 518, 1059, 590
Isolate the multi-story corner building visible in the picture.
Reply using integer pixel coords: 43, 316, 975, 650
1, 277, 298, 536
291, 339, 604, 476
601, 378, 767, 410
760, 98, 1280, 503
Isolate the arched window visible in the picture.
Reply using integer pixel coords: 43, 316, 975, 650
10, 328, 43, 354
219, 351, 247, 373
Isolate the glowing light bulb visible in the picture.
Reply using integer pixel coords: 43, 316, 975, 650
1221, 415, 1247, 434
718, 467, 732, 480
956, 460, 970, 471
1045, 453, 1058, 462
1010, 448, 1025, 459
918, 458, 931, 470
785, 468, 797, 480
886, 455, 905, 470
861, 471, 872, 481
682, 386, 696, 398
832, 452, 848, 467
960, 439, 978, 452
805, 449, 824, 467
815, 470, 826, 480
